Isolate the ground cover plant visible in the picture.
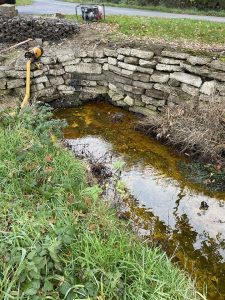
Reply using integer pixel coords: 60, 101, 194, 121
104, 15, 225, 45
0, 104, 203, 299
16, 0, 33, 5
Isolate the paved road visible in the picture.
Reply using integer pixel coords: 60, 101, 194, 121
18, 0, 225, 22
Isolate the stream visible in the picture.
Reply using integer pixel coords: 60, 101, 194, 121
55, 101, 225, 300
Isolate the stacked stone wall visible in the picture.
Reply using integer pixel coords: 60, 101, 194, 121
1, 45, 225, 116
0, 16, 79, 42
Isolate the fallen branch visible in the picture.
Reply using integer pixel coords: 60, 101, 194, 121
0, 38, 33, 54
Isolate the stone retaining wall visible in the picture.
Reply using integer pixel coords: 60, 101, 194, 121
1, 45, 225, 116
0, 16, 79, 42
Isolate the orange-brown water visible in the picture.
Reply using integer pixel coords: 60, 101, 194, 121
55, 101, 225, 300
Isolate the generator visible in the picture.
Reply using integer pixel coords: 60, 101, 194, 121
75, 4, 105, 23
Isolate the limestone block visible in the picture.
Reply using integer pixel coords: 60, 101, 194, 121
95, 58, 108, 64
210, 72, 225, 82
74, 49, 87, 58
142, 95, 166, 107
157, 57, 182, 65
129, 106, 156, 117
133, 81, 153, 90
0, 79, 7, 90
136, 66, 154, 74
103, 63, 109, 71
118, 62, 137, 71
7, 79, 25, 89
108, 64, 121, 75
83, 58, 93, 63
145, 89, 167, 100
180, 63, 210, 77
121, 69, 134, 76
110, 73, 132, 85
150, 73, 169, 83
134, 99, 145, 107
0, 70, 6, 79
131, 49, 154, 59
181, 83, 199, 96
124, 57, 139, 65
153, 83, 172, 94
49, 69, 65, 76
49, 76, 65, 86
57, 85, 75, 92
5, 70, 26, 79
168, 78, 180, 87
33, 76, 49, 85
133, 73, 150, 82
124, 95, 134, 106
108, 90, 124, 101
108, 57, 117, 66
146, 104, 157, 111
156, 64, 181, 72
104, 49, 117, 57
117, 48, 131, 56
40, 57, 57, 65
57, 53, 75, 63
161, 51, 190, 60
132, 87, 144, 95
65, 63, 102, 74
209, 60, 225, 72
139, 59, 157, 68
117, 54, 125, 61
62, 58, 81, 66
31, 83, 45, 92
187, 56, 211, 66
87, 49, 104, 58
82, 86, 108, 94
109, 83, 124, 94
124, 85, 133, 92
170, 72, 202, 88
200, 81, 216, 96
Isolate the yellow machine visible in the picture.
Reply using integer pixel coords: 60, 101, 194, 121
21, 46, 44, 109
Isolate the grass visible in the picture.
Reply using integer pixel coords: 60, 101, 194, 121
103, 15, 225, 45
16, 0, 33, 5
0, 104, 203, 299
64, 0, 225, 18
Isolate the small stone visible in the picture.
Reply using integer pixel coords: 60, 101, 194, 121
0, 79, 7, 90
133, 73, 150, 82
150, 73, 169, 83
131, 49, 154, 59
187, 56, 211, 66
145, 89, 167, 100
200, 81, 216, 96
156, 64, 181, 72
124, 95, 134, 106
139, 59, 157, 67
136, 66, 154, 74
124, 57, 139, 65
118, 62, 137, 71
157, 57, 182, 65
49, 76, 65, 86
117, 54, 124, 61
181, 83, 199, 96
170, 72, 202, 88
133, 81, 153, 90
209, 60, 225, 72
161, 51, 190, 60
65, 63, 102, 74
108, 57, 117, 66
7, 79, 25, 89
117, 48, 131, 56
104, 48, 117, 57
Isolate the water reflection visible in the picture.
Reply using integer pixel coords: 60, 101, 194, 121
55, 101, 225, 300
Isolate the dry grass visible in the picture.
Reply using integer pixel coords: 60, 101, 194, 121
139, 103, 225, 164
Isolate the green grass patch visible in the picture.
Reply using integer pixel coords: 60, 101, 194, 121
16, 0, 33, 5
64, 0, 225, 18
104, 15, 225, 44
0, 105, 203, 299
